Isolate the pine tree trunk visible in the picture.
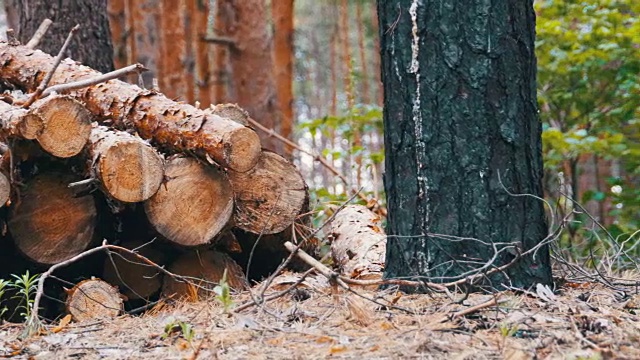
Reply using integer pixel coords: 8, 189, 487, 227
16, 0, 114, 73
125, 0, 163, 86
107, 0, 127, 69
160, 0, 189, 100
272, 0, 295, 157
216, 0, 282, 154
194, 0, 212, 107
379, 0, 551, 289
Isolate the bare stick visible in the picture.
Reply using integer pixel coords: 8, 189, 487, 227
23, 24, 80, 108
244, 116, 385, 215
42, 63, 148, 97
26, 19, 53, 49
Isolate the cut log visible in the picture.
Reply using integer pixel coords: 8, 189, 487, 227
102, 240, 166, 300
229, 151, 308, 235
208, 103, 249, 126
0, 43, 262, 172
330, 205, 386, 281
162, 250, 248, 298
0, 171, 9, 207
0, 145, 10, 207
8, 172, 97, 264
144, 156, 233, 246
0, 95, 92, 158
89, 125, 164, 202
66, 278, 123, 322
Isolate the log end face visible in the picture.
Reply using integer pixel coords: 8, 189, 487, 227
144, 157, 233, 246
230, 151, 308, 235
34, 96, 93, 158
66, 279, 123, 322
0, 172, 9, 207
8, 173, 97, 264
224, 127, 261, 172
99, 140, 165, 203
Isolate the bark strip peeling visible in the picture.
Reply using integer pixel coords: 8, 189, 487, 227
0, 42, 262, 172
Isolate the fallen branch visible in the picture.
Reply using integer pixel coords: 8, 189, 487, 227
26, 19, 53, 49
42, 63, 147, 97
23, 24, 79, 108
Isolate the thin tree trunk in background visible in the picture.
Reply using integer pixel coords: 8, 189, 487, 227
183, 0, 195, 104
217, 0, 281, 154
16, 0, 114, 73
107, 0, 127, 69
125, 0, 137, 83
160, 0, 188, 100
194, 0, 211, 107
212, 1, 229, 104
127, 0, 162, 87
340, 0, 360, 188
356, 1, 370, 105
4, 0, 19, 32
272, 0, 295, 157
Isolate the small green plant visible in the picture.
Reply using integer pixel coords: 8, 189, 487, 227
498, 322, 519, 338
162, 320, 196, 343
10, 270, 40, 321
0, 279, 10, 318
213, 269, 234, 313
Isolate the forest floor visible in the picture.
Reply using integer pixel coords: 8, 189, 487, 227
1, 272, 639, 360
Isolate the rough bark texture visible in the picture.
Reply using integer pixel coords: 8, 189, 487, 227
102, 240, 166, 300
160, 0, 190, 101
379, 0, 551, 288
216, 0, 281, 154
330, 205, 385, 281
194, 0, 211, 107
272, 0, 294, 156
89, 125, 164, 203
229, 151, 308, 235
106, 0, 127, 69
8, 172, 97, 265
356, 1, 370, 105
162, 250, 248, 298
0, 96, 93, 158
144, 156, 233, 247
127, 0, 163, 86
0, 43, 262, 172
16, 0, 114, 73
66, 278, 123, 322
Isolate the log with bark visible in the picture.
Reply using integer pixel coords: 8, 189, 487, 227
0, 42, 262, 172
8, 172, 97, 264
66, 278, 124, 322
162, 250, 248, 298
144, 156, 233, 247
330, 205, 386, 281
229, 150, 308, 235
89, 125, 164, 203
0, 144, 10, 206
0, 95, 92, 158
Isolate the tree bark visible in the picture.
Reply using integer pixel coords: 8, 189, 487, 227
0, 42, 262, 172
272, 0, 295, 157
66, 278, 123, 322
16, 0, 114, 73
89, 125, 165, 203
8, 172, 97, 265
216, 0, 282, 154
160, 0, 190, 101
125, 0, 163, 86
228, 151, 308, 235
194, 0, 211, 107
162, 250, 248, 298
330, 205, 385, 281
106, 0, 127, 69
144, 156, 233, 247
356, 1, 370, 105
0, 96, 93, 158
379, 0, 551, 289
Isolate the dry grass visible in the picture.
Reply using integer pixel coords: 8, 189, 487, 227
1, 272, 639, 360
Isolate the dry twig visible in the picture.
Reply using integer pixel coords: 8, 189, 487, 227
42, 63, 148, 97
26, 19, 53, 49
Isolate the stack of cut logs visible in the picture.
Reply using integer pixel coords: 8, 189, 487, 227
0, 40, 318, 321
